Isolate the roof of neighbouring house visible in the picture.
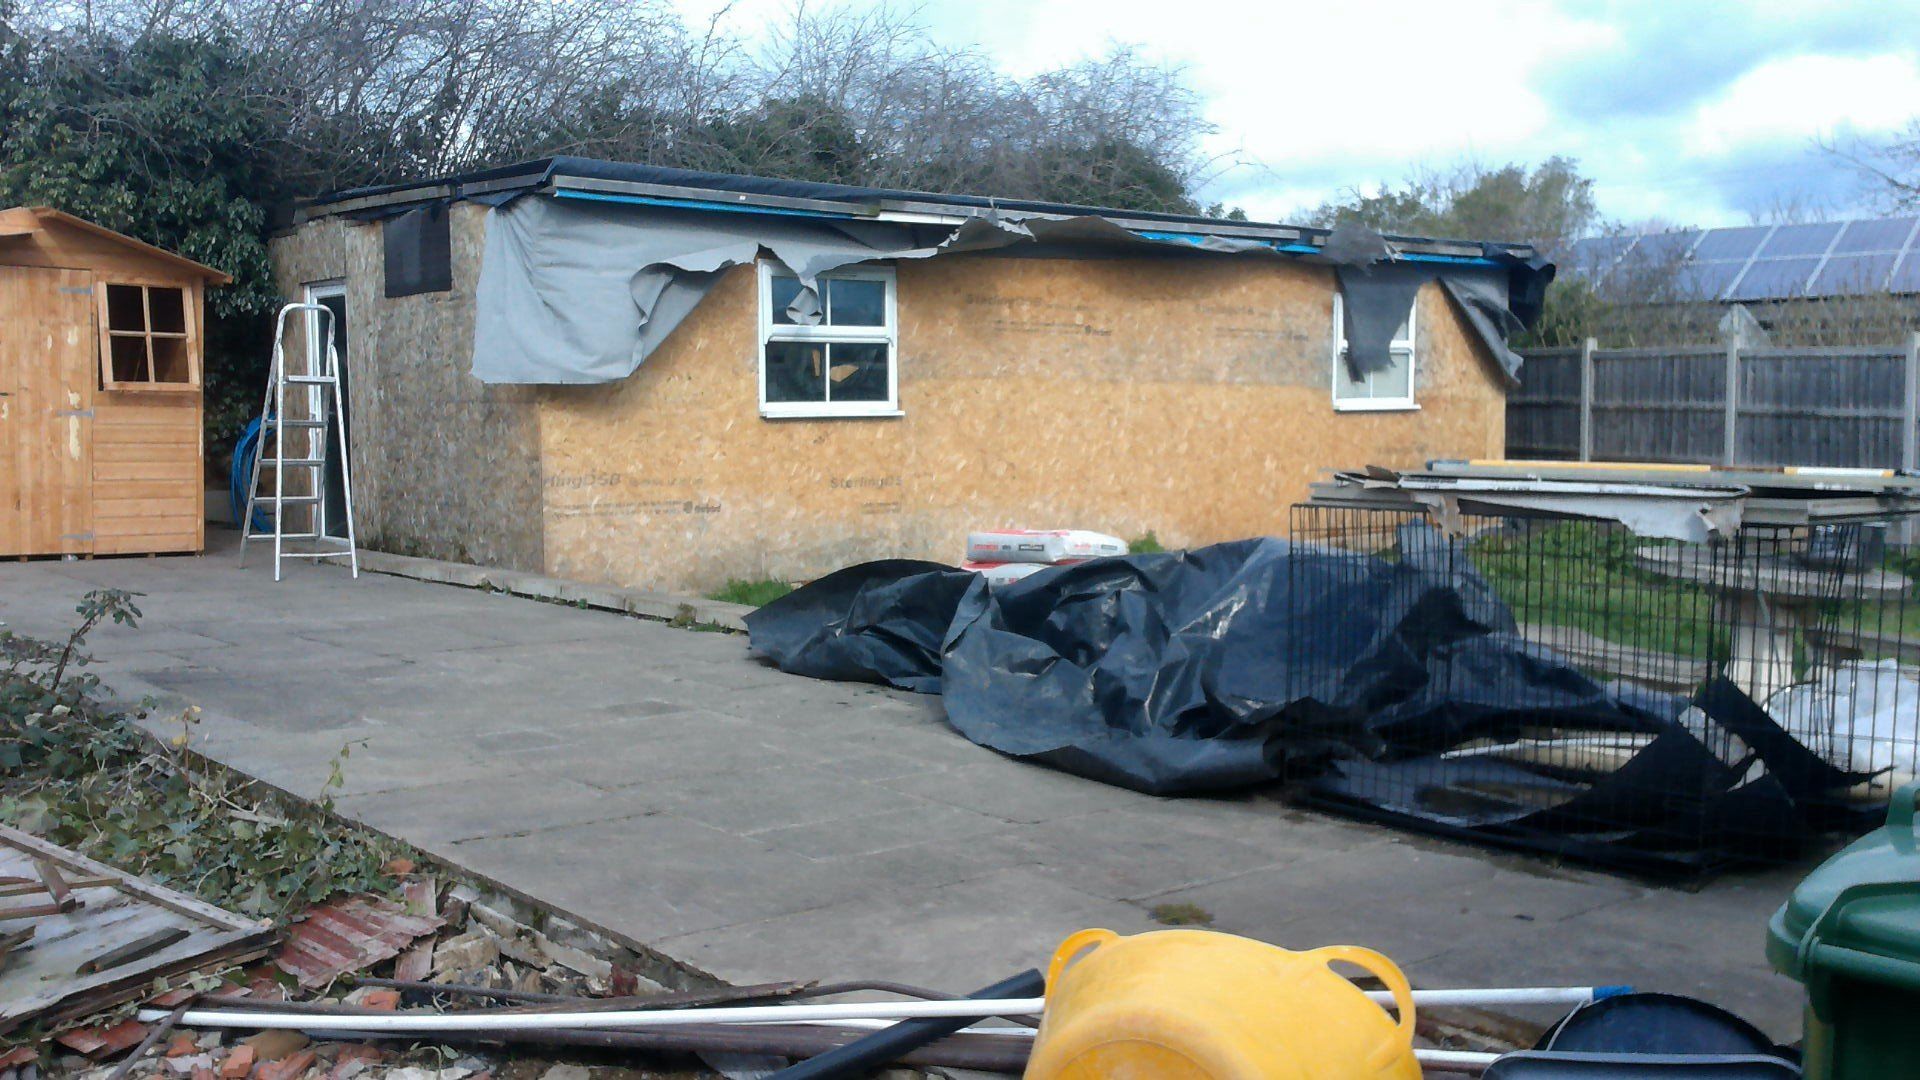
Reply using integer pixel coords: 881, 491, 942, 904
1565, 216, 1920, 304
295, 155, 1543, 266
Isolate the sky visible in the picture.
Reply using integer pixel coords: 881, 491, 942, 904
673, 0, 1920, 231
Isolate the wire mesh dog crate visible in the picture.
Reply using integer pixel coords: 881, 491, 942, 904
1284, 472, 1920, 874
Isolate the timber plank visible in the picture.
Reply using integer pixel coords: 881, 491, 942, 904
0, 825, 274, 1034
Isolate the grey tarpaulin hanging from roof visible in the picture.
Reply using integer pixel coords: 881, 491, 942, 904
470, 195, 1537, 386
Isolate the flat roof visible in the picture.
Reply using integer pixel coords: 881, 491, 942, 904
295, 156, 1542, 263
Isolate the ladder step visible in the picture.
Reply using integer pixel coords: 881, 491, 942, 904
284, 375, 337, 385
246, 531, 324, 540
267, 418, 327, 428
260, 458, 326, 467
264, 495, 323, 504
280, 550, 354, 559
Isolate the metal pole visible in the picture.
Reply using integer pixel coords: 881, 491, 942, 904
1578, 337, 1597, 462
1723, 338, 1741, 466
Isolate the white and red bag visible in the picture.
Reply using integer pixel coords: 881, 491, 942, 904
964, 529, 1128, 565
959, 561, 1053, 587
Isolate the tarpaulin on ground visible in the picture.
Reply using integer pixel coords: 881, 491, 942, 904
746, 532, 1868, 868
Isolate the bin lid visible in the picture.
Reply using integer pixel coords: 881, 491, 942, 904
1767, 784, 1920, 990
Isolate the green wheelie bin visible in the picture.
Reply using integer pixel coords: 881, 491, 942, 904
1767, 782, 1920, 1079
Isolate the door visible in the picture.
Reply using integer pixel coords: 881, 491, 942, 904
0, 266, 94, 556
304, 283, 351, 540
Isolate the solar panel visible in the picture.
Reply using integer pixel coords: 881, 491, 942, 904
1759, 222, 1842, 257
1728, 257, 1821, 300
1810, 253, 1899, 295
1832, 217, 1917, 254
1888, 251, 1920, 294
1629, 230, 1702, 263
1671, 261, 1742, 300
1565, 236, 1633, 279
1692, 226, 1770, 261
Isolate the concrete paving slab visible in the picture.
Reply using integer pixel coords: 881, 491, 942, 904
331, 775, 664, 844
0, 531, 1822, 1038
655, 868, 1161, 992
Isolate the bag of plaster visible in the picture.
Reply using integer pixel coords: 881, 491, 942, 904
965, 530, 1128, 565
961, 560, 1072, 587
1765, 659, 1920, 779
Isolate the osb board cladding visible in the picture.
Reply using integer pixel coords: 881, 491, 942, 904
538, 253, 1506, 594
269, 204, 544, 571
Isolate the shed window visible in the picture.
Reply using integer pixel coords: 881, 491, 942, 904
1331, 292, 1417, 411
99, 282, 196, 390
758, 264, 898, 418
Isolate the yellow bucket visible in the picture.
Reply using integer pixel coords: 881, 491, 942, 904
1024, 928, 1421, 1080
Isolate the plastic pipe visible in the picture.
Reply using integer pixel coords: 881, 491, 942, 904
765, 969, 1044, 1080
137, 984, 1626, 1035
139, 997, 1051, 1033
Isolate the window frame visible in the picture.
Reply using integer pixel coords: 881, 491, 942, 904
757, 262, 900, 419
1330, 291, 1419, 412
96, 278, 200, 393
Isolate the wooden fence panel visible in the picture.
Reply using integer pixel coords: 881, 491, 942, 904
1737, 347, 1905, 468
1590, 347, 1727, 464
1507, 339, 1920, 469
1505, 346, 1580, 459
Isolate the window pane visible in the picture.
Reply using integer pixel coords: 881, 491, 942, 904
828, 278, 886, 326
148, 287, 186, 334
764, 341, 826, 403
1374, 351, 1413, 398
106, 284, 146, 332
109, 335, 150, 383
769, 274, 803, 325
1333, 350, 1367, 399
152, 337, 191, 383
828, 343, 890, 402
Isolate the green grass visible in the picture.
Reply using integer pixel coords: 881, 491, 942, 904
1470, 524, 1726, 660
1470, 524, 1920, 666
1149, 902, 1214, 926
707, 578, 795, 607
1127, 531, 1167, 554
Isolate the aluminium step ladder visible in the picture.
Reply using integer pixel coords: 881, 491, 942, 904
238, 303, 359, 581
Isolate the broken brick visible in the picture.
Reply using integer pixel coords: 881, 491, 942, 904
55, 1019, 148, 1058
358, 990, 400, 1011
330, 1045, 384, 1066
217, 1045, 254, 1079
193, 1068, 217, 1080
255, 1047, 317, 1080
382, 858, 416, 877
166, 1034, 199, 1058
0, 1047, 38, 1070
240, 1030, 308, 1062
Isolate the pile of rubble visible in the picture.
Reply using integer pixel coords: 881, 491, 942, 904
8, 857, 727, 1080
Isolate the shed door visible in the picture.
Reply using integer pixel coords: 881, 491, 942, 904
0, 266, 95, 556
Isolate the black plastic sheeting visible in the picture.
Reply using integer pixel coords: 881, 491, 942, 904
746, 537, 1870, 868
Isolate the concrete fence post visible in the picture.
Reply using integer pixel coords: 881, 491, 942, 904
1723, 339, 1741, 466
1904, 332, 1919, 475
1578, 337, 1597, 462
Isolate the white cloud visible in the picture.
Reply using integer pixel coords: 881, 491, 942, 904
1688, 53, 1920, 154
667, 0, 1920, 230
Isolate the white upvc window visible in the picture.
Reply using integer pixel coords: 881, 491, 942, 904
757, 263, 899, 418
1331, 291, 1419, 411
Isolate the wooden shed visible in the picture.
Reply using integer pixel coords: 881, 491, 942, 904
0, 207, 229, 558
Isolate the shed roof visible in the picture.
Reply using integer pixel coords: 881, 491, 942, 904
0, 206, 233, 284
297, 156, 1542, 264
